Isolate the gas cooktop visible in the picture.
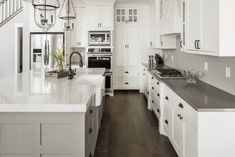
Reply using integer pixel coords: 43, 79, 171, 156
152, 69, 184, 79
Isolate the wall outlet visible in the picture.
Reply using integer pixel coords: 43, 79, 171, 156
171, 55, 174, 61
204, 62, 208, 71
225, 67, 231, 78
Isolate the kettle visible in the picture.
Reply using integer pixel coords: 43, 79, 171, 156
154, 54, 164, 65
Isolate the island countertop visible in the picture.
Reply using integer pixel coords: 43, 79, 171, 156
143, 63, 235, 112
0, 68, 105, 112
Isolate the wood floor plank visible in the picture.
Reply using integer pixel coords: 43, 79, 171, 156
95, 90, 178, 157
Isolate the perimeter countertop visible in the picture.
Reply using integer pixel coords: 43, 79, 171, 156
143, 63, 235, 112
0, 68, 106, 112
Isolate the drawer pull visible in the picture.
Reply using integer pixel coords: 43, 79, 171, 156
165, 120, 168, 125
178, 114, 183, 120
89, 128, 93, 134
165, 96, 169, 100
125, 71, 129, 74
179, 103, 184, 109
157, 93, 160, 97
147, 92, 149, 95
89, 109, 93, 114
152, 77, 154, 79
125, 82, 129, 85
157, 109, 160, 113
152, 100, 154, 104
89, 153, 92, 157
157, 82, 159, 85
152, 87, 154, 90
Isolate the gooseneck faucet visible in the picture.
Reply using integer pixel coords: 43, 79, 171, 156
68, 51, 83, 80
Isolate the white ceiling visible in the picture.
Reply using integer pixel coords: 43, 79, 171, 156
74, 0, 150, 3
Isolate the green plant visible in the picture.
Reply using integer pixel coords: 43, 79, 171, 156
51, 48, 65, 72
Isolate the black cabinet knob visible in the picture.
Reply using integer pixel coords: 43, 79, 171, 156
152, 87, 154, 90
157, 82, 159, 85
152, 100, 154, 104
157, 109, 160, 113
125, 71, 129, 74
165, 120, 168, 125
152, 77, 154, 79
179, 103, 184, 109
157, 93, 160, 97
125, 82, 129, 85
165, 96, 169, 100
89, 109, 93, 114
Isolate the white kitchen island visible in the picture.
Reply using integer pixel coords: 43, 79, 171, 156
0, 68, 105, 157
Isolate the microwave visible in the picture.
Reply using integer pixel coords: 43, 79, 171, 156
88, 31, 111, 46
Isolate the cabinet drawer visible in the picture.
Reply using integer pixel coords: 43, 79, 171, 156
116, 67, 139, 79
115, 79, 139, 89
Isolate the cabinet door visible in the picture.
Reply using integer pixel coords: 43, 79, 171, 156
126, 26, 139, 66
201, 0, 219, 53
186, 0, 201, 50
153, 0, 161, 48
115, 27, 126, 66
171, 107, 183, 156
184, 121, 198, 157
88, 6, 101, 29
100, 6, 114, 29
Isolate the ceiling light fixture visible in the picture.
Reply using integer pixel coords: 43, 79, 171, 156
59, 0, 76, 31
32, 0, 60, 31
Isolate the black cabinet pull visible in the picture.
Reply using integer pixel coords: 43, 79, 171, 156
89, 128, 93, 134
180, 41, 183, 48
147, 92, 149, 95
179, 103, 184, 109
125, 71, 129, 74
180, 116, 183, 120
165, 120, 168, 125
165, 96, 169, 100
152, 87, 154, 90
89, 109, 93, 114
125, 82, 129, 85
194, 40, 197, 49
89, 153, 92, 157
197, 40, 200, 49
152, 100, 154, 104
152, 77, 154, 79
157, 93, 160, 97
177, 114, 181, 117
157, 109, 160, 113
157, 82, 159, 85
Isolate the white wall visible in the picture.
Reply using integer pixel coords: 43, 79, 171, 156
0, 0, 30, 78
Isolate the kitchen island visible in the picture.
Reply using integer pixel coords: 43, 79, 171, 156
0, 68, 105, 157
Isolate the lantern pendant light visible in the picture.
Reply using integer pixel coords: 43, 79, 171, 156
32, 0, 60, 31
59, 0, 76, 31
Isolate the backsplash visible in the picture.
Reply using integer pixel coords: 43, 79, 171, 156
163, 49, 235, 96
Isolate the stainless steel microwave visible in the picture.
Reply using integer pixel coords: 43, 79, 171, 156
88, 31, 111, 46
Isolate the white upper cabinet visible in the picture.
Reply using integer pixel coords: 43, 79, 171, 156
185, 0, 201, 51
87, 5, 114, 30
116, 8, 138, 25
149, 0, 161, 49
160, 0, 181, 35
185, 0, 235, 56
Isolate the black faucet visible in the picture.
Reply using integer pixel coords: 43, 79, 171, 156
68, 51, 83, 80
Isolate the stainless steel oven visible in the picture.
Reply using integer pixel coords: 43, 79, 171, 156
88, 31, 111, 46
87, 54, 112, 72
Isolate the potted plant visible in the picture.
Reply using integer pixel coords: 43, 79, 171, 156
45, 47, 69, 78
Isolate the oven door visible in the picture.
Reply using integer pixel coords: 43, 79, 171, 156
87, 55, 112, 72
105, 72, 112, 92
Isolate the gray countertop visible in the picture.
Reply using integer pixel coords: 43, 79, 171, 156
143, 63, 235, 112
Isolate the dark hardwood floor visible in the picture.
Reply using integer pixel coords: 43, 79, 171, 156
94, 90, 178, 157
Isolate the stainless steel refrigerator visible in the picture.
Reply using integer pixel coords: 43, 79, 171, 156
30, 32, 65, 71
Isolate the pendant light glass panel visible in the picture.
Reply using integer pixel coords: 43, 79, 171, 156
59, 0, 76, 31
32, 0, 60, 31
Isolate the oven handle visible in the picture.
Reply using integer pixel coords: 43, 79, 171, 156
88, 55, 112, 58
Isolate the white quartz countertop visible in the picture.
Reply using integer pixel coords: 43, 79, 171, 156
0, 68, 105, 112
